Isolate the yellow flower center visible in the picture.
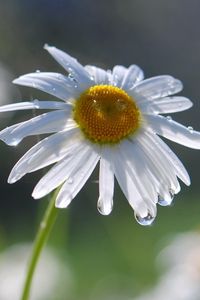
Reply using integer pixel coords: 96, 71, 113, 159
73, 85, 141, 144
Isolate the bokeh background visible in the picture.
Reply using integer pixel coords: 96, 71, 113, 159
0, 0, 200, 299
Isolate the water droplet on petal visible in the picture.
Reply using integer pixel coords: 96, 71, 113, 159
56, 74, 62, 80
52, 87, 56, 92
97, 197, 113, 215
67, 177, 73, 184
36, 69, 40, 73
113, 74, 118, 86
166, 116, 172, 121
135, 212, 155, 226
33, 99, 40, 108
188, 126, 193, 133
158, 189, 174, 206
5, 138, 21, 146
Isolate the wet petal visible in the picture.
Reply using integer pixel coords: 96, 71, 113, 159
122, 65, 144, 90
85, 65, 110, 85
44, 45, 92, 88
55, 147, 100, 208
133, 76, 183, 100
0, 100, 69, 112
141, 96, 193, 114
13, 72, 81, 101
32, 141, 91, 199
112, 146, 149, 218
8, 128, 80, 183
97, 147, 114, 215
146, 114, 200, 149
0, 110, 75, 146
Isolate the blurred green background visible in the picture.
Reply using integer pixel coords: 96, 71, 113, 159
0, 0, 200, 299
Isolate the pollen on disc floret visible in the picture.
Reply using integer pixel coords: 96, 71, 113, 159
73, 85, 142, 144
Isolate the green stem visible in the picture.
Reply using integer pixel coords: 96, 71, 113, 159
21, 190, 59, 300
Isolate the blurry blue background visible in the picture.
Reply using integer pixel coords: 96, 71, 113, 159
0, 0, 200, 299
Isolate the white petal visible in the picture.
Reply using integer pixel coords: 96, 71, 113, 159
129, 134, 178, 205
8, 128, 80, 183
135, 133, 181, 194
132, 76, 183, 100
119, 140, 157, 215
146, 114, 200, 149
0, 110, 75, 146
0, 100, 69, 112
143, 131, 190, 185
112, 147, 149, 218
32, 141, 91, 199
121, 65, 144, 90
97, 148, 114, 215
44, 45, 92, 88
55, 147, 100, 208
141, 96, 193, 114
85, 65, 110, 85
13, 72, 81, 102
112, 65, 127, 87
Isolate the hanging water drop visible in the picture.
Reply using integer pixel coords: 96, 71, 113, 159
97, 197, 113, 216
6, 137, 21, 147
135, 212, 155, 226
158, 189, 174, 206
35, 70, 40, 73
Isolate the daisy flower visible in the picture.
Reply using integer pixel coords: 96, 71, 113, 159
0, 45, 200, 226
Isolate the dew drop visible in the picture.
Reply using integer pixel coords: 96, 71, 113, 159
67, 177, 73, 184
56, 74, 62, 80
40, 221, 46, 229
33, 99, 40, 108
36, 69, 40, 73
187, 126, 193, 133
4, 138, 21, 146
52, 87, 56, 92
116, 99, 127, 111
92, 99, 101, 112
97, 198, 113, 215
113, 74, 118, 86
68, 73, 76, 82
166, 116, 172, 121
158, 189, 174, 206
135, 212, 155, 226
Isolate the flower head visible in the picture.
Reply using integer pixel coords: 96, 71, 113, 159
0, 45, 200, 225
